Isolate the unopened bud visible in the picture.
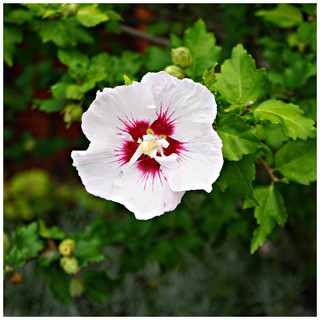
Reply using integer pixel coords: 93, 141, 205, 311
69, 277, 85, 297
164, 65, 185, 79
171, 47, 192, 68
60, 3, 79, 18
59, 238, 75, 257
60, 257, 80, 275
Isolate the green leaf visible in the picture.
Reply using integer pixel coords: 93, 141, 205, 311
37, 20, 74, 47
7, 222, 45, 268
113, 51, 144, 82
51, 79, 71, 100
58, 49, 89, 80
217, 113, 261, 161
4, 9, 33, 24
123, 75, 133, 85
38, 251, 60, 267
36, 18, 93, 48
254, 100, 315, 140
49, 269, 72, 304
82, 271, 114, 303
284, 60, 314, 90
4, 25, 22, 67
202, 66, 217, 91
298, 22, 316, 43
75, 239, 104, 266
21, 3, 60, 19
256, 4, 303, 28
69, 277, 85, 298
85, 64, 107, 84
76, 4, 109, 28
275, 139, 316, 186
215, 44, 266, 106
255, 122, 289, 149
38, 219, 65, 240
65, 81, 95, 100
33, 98, 65, 113
184, 19, 221, 78
218, 154, 256, 201
145, 46, 172, 71
246, 184, 287, 254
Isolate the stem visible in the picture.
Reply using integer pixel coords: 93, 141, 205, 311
258, 154, 279, 183
119, 24, 171, 46
239, 106, 252, 117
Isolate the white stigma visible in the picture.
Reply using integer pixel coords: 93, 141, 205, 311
138, 133, 169, 158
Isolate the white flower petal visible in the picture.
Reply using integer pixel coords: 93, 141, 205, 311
110, 163, 185, 220
71, 134, 130, 200
161, 129, 224, 193
82, 82, 157, 142
141, 71, 217, 142
141, 71, 180, 103
155, 153, 179, 169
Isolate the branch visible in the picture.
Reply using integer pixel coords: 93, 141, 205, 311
119, 23, 171, 47
258, 154, 279, 183
239, 106, 252, 117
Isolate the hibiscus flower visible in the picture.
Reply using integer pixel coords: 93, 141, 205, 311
71, 71, 223, 220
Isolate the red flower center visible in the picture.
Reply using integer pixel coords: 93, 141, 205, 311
116, 107, 186, 176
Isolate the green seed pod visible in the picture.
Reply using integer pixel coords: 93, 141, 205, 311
171, 47, 193, 68
59, 238, 75, 257
164, 65, 185, 79
60, 257, 80, 275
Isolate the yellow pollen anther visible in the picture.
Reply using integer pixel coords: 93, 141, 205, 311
139, 139, 158, 156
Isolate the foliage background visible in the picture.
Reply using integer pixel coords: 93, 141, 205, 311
3, 3, 316, 316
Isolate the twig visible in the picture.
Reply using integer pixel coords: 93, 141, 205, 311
258, 154, 279, 183
239, 106, 252, 117
119, 23, 171, 47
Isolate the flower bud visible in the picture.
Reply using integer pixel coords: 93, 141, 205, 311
60, 3, 79, 18
164, 65, 185, 79
3, 232, 11, 253
69, 277, 85, 297
171, 47, 193, 68
59, 238, 75, 257
60, 257, 80, 275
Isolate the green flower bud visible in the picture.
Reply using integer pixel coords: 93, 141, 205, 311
3, 232, 11, 253
60, 3, 79, 18
69, 277, 85, 297
171, 47, 193, 68
164, 65, 185, 80
60, 257, 80, 275
59, 238, 75, 257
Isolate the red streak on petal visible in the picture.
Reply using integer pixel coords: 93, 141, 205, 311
137, 157, 161, 179
164, 137, 186, 156
119, 118, 149, 142
151, 106, 176, 136
115, 140, 139, 165
137, 157, 164, 191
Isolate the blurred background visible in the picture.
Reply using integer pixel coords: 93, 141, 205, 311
3, 3, 316, 316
